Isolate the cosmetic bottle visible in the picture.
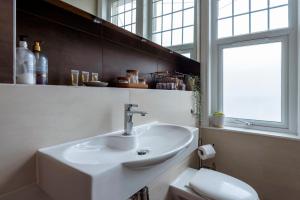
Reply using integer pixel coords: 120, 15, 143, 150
16, 35, 36, 84
33, 41, 48, 85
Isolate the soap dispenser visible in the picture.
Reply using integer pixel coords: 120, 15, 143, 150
33, 41, 48, 85
16, 35, 36, 84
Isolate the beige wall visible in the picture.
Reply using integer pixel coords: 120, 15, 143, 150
202, 128, 300, 200
0, 85, 197, 200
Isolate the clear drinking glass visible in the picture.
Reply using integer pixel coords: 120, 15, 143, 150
81, 71, 89, 83
71, 70, 79, 86
91, 72, 98, 81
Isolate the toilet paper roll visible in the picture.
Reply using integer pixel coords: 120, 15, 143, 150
198, 144, 216, 160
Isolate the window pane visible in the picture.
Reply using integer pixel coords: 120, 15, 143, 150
152, 0, 195, 48
118, 0, 125, 13
153, 33, 162, 45
270, 0, 288, 7
251, 0, 268, 11
112, 16, 118, 25
163, 14, 172, 31
132, 0, 136, 8
234, 0, 249, 15
118, 13, 125, 26
153, 0, 162, 17
181, 52, 191, 58
234, 14, 249, 35
183, 8, 194, 26
163, 0, 172, 15
111, 0, 136, 33
153, 17, 162, 32
112, 1, 118, 15
218, 18, 232, 38
270, 6, 289, 30
218, 0, 232, 19
183, 0, 194, 9
251, 10, 268, 33
172, 29, 183, 45
173, 0, 183, 12
125, 0, 132, 11
173, 11, 183, 29
162, 31, 172, 46
132, 9, 136, 23
132, 24, 136, 33
223, 42, 282, 122
125, 25, 132, 32
124, 11, 132, 25
183, 26, 194, 44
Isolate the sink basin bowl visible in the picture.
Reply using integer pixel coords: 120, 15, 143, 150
37, 122, 198, 200
63, 123, 194, 168
123, 124, 194, 167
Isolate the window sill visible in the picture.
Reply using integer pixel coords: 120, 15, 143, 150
202, 126, 300, 142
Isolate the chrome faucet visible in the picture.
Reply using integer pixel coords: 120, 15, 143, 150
124, 104, 147, 136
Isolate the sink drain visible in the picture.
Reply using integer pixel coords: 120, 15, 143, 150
137, 149, 150, 156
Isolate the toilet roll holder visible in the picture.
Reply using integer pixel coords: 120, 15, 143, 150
198, 144, 216, 170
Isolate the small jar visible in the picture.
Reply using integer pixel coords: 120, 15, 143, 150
117, 76, 130, 84
91, 72, 99, 82
138, 78, 146, 84
212, 112, 225, 128
126, 70, 139, 83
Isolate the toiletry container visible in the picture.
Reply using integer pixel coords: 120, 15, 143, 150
16, 35, 36, 84
212, 112, 225, 128
126, 70, 139, 83
33, 41, 48, 85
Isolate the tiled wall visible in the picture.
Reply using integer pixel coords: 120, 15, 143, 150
0, 85, 197, 199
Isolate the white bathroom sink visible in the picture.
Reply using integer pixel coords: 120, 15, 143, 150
123, 124, 194, 168
62, 123, 193, 168
37, 122, 198, 200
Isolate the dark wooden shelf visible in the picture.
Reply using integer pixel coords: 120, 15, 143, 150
0, 0, 200, 85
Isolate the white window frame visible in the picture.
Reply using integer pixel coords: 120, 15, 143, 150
211, 0, 298, 134
107, 0, 144, 35
219, 36, 289, 130
106, 0, 199, 60
147, 0, 198, 59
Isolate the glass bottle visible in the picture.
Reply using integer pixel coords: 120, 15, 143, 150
33, 41, 48, 85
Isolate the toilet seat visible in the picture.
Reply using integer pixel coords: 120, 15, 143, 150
170, 168, 259, 200
189, 168, 259, 200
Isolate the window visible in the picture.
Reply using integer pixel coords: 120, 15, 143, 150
107, 0, 198, 59
151, 0, 196, 58
181, 52, 191, 58
218, 0, 289, 38
212, 0, 297, 133
222, 39, 284, 123
110, 0, 137, 33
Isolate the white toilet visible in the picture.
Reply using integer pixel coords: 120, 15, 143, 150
170, 168, 259, 200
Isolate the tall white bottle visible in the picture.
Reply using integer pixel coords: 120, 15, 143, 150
16, 36, 36, 84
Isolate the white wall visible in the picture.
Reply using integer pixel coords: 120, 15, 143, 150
0, 84, 197, 200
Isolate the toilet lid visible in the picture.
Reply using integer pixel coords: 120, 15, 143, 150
189, 168, 259, 200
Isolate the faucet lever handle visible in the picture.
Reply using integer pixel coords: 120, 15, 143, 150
125, 104, 138, 111
126, 104, 138, 108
